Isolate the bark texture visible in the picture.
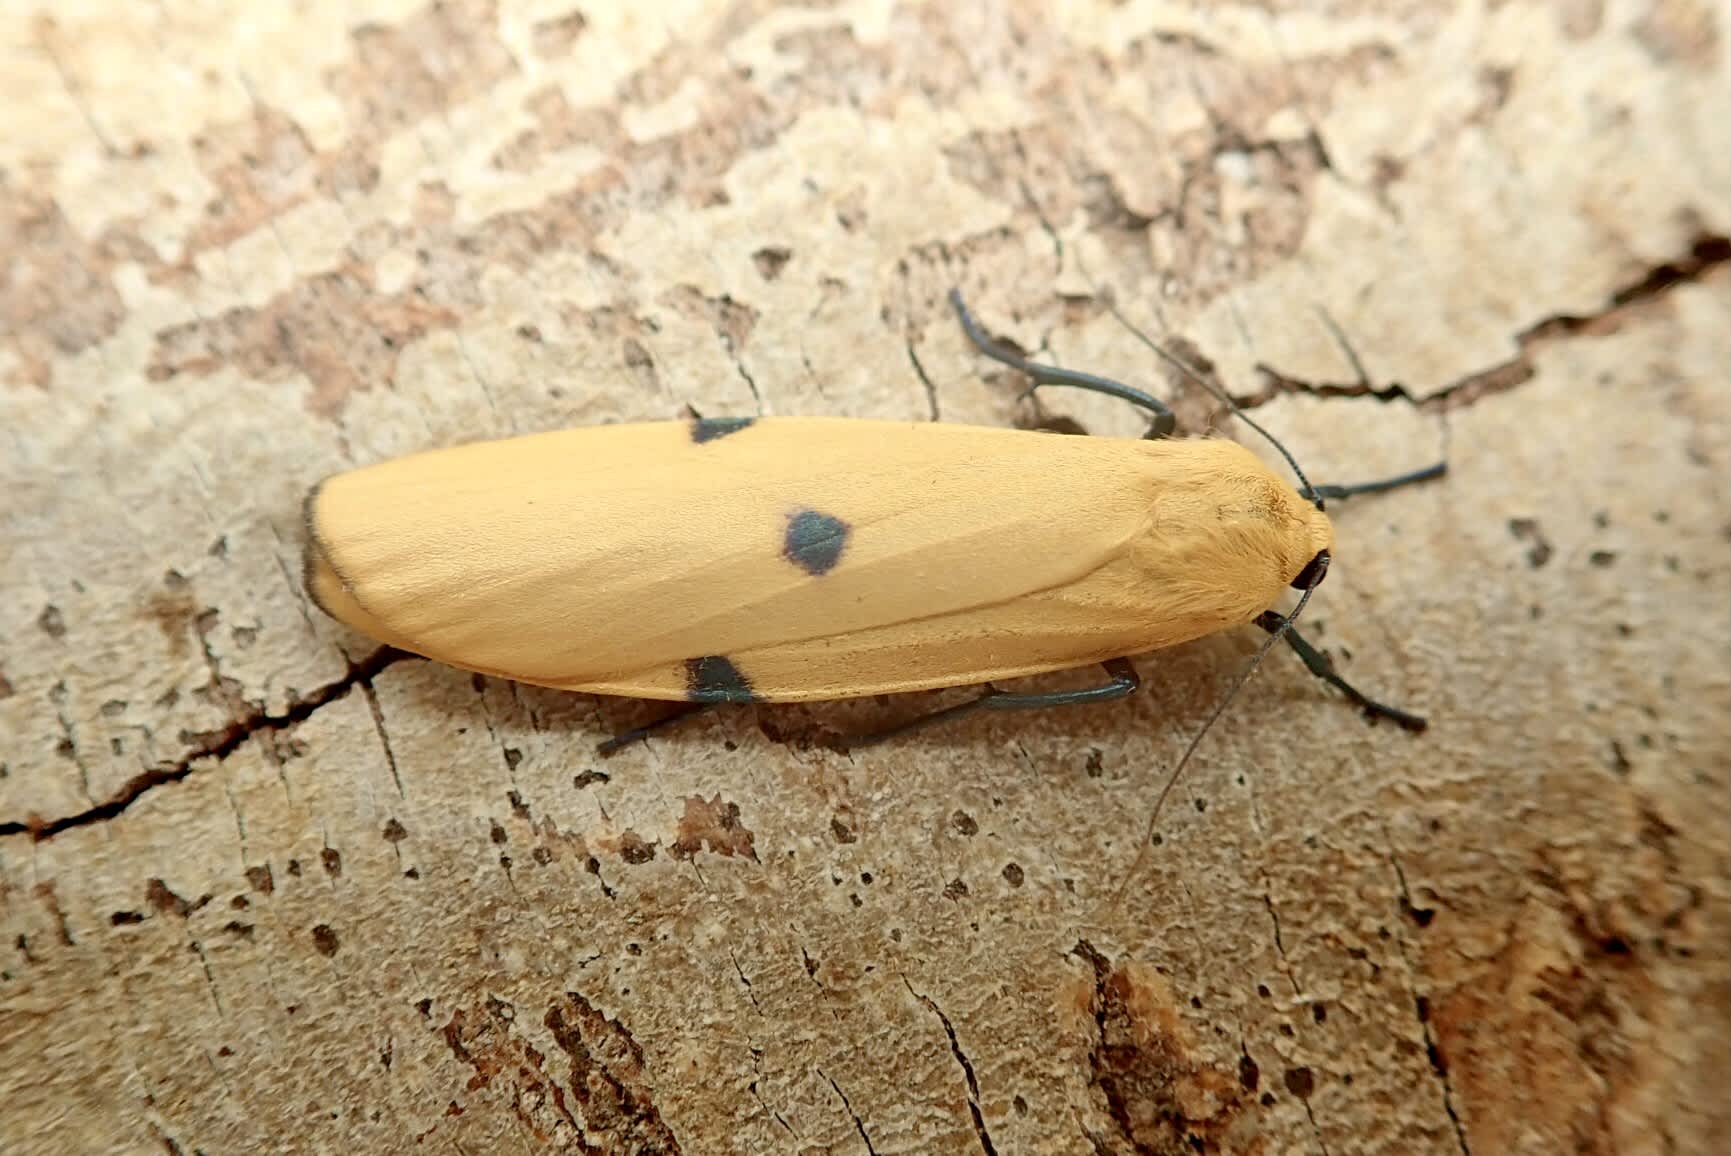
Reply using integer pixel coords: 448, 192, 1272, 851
3, 2, 1727, 1153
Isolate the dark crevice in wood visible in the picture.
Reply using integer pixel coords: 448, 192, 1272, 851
905, 977, 999, 1155
1, 648, 405, 842
1235, 233, 1730, 414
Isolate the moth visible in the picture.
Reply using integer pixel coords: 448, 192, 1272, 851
305, 291, 1442, 753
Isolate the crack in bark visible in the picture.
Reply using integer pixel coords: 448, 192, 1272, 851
748, 1077, 797, 1138
1299, 1096, 1333, 1156
727, 349, 765, 414
905, 338, 942, 422
1257, 886, 1338, 1156
1261, 881, 1304, 999
729, 949, 764, 1015
190, 939, 225, 1019
797, 346, 827, 401
1008, 129, 1064, 272
820, 1070, 880, 1156
360, 678, 406, 799
36, 20, 118, 155
1018, 175, 1065, 269
741, 1030, 797, 1138
0, 648, 405, 842
1386, 848, 1473, 1156
904, 977, 998, 1156
1238, 234, 1729, 412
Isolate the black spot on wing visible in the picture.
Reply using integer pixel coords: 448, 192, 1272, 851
783, 508, 850, 576
685, 656, 758, 703
690, 416, 755, 443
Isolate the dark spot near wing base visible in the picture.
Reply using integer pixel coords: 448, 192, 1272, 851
685, 656, 757, 703
690, 416, 755, 443
784, 508, 850, 576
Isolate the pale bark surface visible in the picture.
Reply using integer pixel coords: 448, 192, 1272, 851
2, 2, 1727, 1153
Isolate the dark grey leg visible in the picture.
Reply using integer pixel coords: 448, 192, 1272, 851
846, 658, 1141, 749
1255, 612, 1426, 731
949, 290, 1177, 439
597, 702, 717, 755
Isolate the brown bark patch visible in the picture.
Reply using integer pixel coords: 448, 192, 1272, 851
437, 999, 589, 1145
1635, 0, 1720, 68
1073, 940, 1254, 1154
147, 270, 458, 415
183, 106, 319, 255
671, 794, 758, 862
329, 0, 518, 141
544, 992, 681, 1154
1430, 882, 1677, 1154
0, 181, 126, 389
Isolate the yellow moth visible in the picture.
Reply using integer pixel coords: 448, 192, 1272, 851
305, 291, 1441, 752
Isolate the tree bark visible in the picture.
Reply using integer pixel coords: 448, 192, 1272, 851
3, 2, 1726, 1153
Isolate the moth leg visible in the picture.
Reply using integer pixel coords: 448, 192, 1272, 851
596, 702, 717, 756
1255, 612, 1427, 732
1311, 462, 1447, 501
847, 658, 1141, 749
948, 289, 1177, 439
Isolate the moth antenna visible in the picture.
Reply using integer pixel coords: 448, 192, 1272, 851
1314, 304, 1371, 388
1097, 295, 1324, 509
1140, 575, 1322, 842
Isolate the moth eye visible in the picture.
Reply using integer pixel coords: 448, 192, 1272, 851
1290, 550, 1330, 590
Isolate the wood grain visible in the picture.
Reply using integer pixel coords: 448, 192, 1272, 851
3, 2, 1726, 1152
